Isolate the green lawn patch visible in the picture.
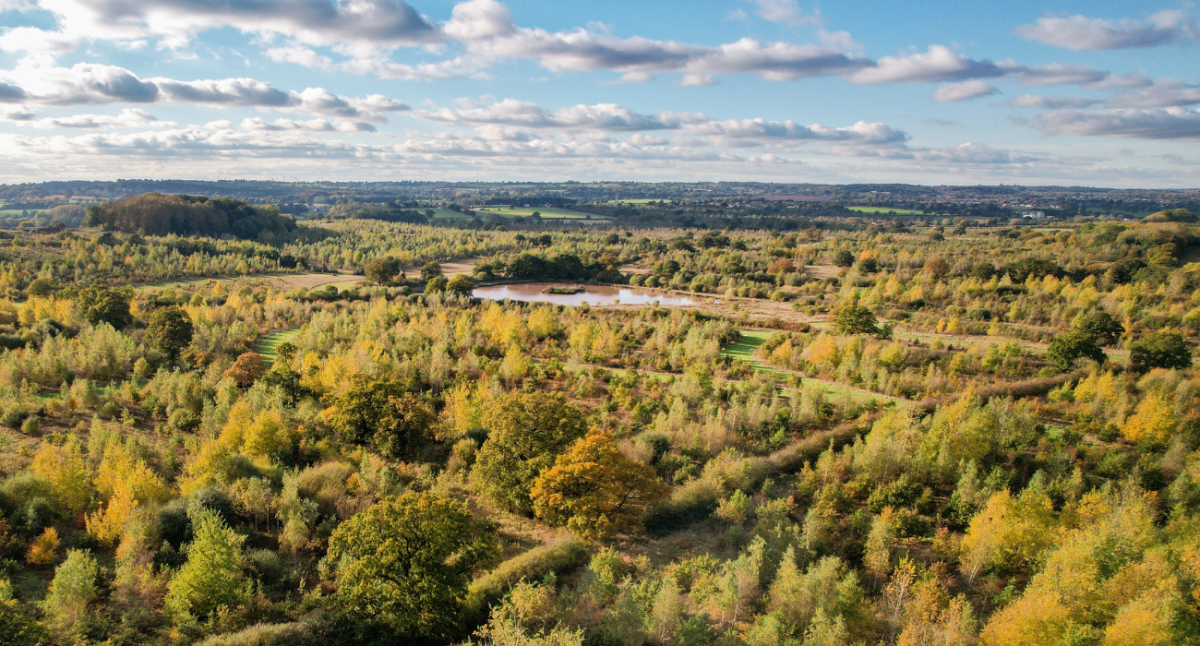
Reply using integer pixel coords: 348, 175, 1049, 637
255, 328, 301, 366
846, 206, 926, 215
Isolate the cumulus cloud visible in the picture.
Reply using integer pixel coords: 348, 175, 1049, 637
684, 118, 908, 144
0, 26, 79, 53
36, 0, 441, 49
1107, 79, 1200, 108
848, 46, 1003, 84
748, 0, 822, 27
0, 61, 407, 122
241, 117, 375, 132
417, 99, 687, 130
1004, 63, 1113, 87
16, 108, 169, 129
1015, 11, 1197, 51
1003, 94, 1100, 109
266, 46, 332, 69
1036, 107, 1200, 140
931, 80, 997, 102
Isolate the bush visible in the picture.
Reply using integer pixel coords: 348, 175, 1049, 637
465, 537, 587, 616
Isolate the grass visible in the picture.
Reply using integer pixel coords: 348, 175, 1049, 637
475, 206, 604, 220
846, 206, 926, 215
254, 328, 301, 366
720, 329, 783, 373
603, 199, 664, 204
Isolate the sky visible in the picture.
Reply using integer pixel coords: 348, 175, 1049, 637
0, 0, 1197, 187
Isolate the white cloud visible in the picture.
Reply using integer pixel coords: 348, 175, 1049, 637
1003, 95, 1100, 109
931, 80, 997, 102
1036, 107, 1200, 140
36, 0, 441, 49
17, 107, 169, 129
240, 117, 375, 132
266, 46, 332, 69
1015, 11, 1197, 51
849, 46, 1003, 84
1108, 79, 1200, 108
417, 98, 686, 131
748, 0, 822, 27
0, 26, 78, 53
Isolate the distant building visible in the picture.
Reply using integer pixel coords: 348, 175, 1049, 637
1021, 210, 1046, 219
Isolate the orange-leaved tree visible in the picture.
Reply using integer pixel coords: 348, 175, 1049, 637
530, 431, 668, 541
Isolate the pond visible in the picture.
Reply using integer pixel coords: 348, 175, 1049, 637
472, 283, 703, 306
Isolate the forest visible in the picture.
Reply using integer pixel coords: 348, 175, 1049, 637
0, 193, 1197, 646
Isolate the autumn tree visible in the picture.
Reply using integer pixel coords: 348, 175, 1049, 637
959, 488, 1055, 583
146, 305, 194, 360
470, 392, 588, 514
222, 351, 266, 387
530, 432, 668, 541
322, 492, 497, 642
331, 375, 432, 459
1129, 331, 1192, 373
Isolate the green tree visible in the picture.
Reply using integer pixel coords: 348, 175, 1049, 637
421, 261, 443, 281
1074, 311, 1123, 347
165, 506, 248, 622
42, 549, 99, 638
364, 256, 401, 286
530, 432, 668, 541
426, 275, 449, 293
77, 286, 133, 328
25, 278, 56, 298
0, 599, 51, 646
833, 250, 855, 268
146, 305, 194, 360
834, 304, 878, 336
323, 492, 498, 643
1045, 330, 1105, 371
1129, 331, 1192, 373
447, 275, 476, 297
470, 392, 588, 515
331, 375, 431, 458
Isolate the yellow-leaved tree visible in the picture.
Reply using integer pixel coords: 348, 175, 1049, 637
86, 441, 171, 546
530, 431, 668, 541
31, 436, 93, 518
1120, 390, 1177, 444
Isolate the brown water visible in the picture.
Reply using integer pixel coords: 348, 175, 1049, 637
472, 283, 702, 306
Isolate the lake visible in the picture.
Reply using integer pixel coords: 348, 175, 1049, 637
472, 283, 703, 306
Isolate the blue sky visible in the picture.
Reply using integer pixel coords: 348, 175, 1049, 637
0, 0, 1197, 186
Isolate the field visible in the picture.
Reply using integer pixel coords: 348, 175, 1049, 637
254, 328, 301, 366
475, 206, 606, 220
846, 206, 927, 215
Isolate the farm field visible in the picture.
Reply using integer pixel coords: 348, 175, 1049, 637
846, 205, 927, 215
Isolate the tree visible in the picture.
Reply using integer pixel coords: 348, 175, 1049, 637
77, 286, 132, 328
834, 304, 879, 335
0, 599, 51, 646
1046, 330, 1106, 370
25, 278, 56, 298
42, 549, 99, 638
1129, 331, 1192, 373
421, 261, 443, 281
530, 432, 668, 541
470, 392, 588, 515
924, 257, 950, 279
833, 250, 855, 268
223, 351, 266, 387
332, 375, 431, 458
447, 275, 476, 297
146, 305, 194, 360
165, 506, 248, 622
426, 275, 449, 293
364, 256, 401, 286
1074, 311, 1123, 347
322, 492, 497, 642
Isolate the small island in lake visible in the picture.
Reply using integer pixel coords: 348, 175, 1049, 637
543, 285, 585, 294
